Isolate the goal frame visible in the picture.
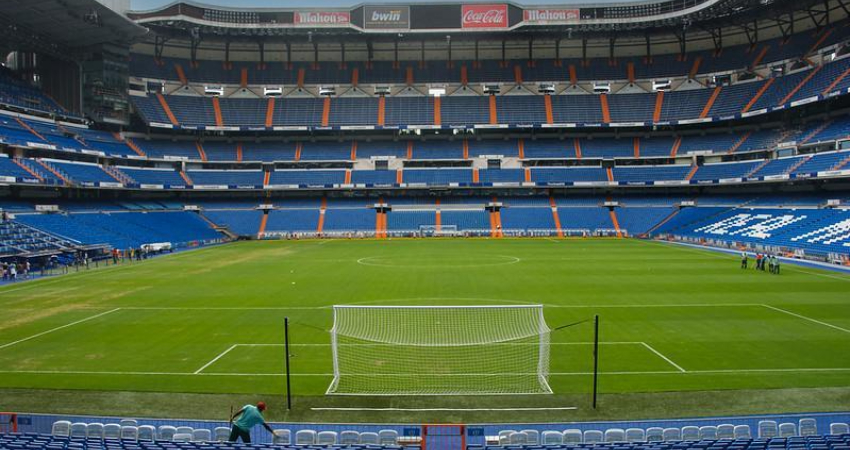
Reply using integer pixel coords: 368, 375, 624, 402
327, 304, 552, 396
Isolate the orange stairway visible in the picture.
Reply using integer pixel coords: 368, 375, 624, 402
212, 97, 224, 127
549, 197, 564, 238
742, 79, 775, 113
700, 87, 722, 118
609, 209, 623, 238
156, 94, 179, 126
257, 213, 269, 239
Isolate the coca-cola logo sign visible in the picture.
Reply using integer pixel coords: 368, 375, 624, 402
461, 4, 507, 29
294, 11, 350, 26
523, 9, 579, 24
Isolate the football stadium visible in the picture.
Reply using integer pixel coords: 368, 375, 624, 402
1, 0, 850, 446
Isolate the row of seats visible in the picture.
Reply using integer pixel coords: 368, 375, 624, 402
494, 420, 826, 447
3, 154, 848, 188
128, 22, 850, 85
50, 421, 401, 446
132, 56, 850, 128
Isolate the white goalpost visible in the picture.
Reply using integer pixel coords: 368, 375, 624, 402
326, 305, 552, 396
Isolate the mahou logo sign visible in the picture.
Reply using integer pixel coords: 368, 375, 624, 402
523, 9, 579, 24
294, 11, 350, 26
461, 4, 508, 29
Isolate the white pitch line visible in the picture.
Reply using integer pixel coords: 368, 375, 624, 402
194, 344, 238, 374
0, 308, 121, 351
762, 304, 850, 334
1, 368, 849, 377
115, 304, 759, 310
238, 342, 643, 347
641, 342, 686, 373
310, 407, 578, 412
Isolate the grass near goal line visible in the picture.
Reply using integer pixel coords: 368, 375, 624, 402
0, 238, 849, 423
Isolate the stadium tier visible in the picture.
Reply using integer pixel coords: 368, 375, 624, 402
3, 195, 848, 258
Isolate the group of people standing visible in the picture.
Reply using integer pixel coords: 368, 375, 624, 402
741, 252, 781, 274
0, 260, 29, 280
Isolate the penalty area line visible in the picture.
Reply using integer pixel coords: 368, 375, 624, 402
310, 407, 577, 412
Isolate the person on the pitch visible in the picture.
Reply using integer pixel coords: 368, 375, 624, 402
229, 401, 274, 443
740, 251, 748, 269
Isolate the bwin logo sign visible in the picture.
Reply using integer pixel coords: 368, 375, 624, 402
372, 10, 402, 21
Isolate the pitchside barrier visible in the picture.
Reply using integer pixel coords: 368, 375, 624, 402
5, 412, 850, 446
259, 229, 631, 240
0, 413, 16, 433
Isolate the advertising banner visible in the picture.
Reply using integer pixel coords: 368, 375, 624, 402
294, 11, 350, 26
364, 6, 410, 29
523, 9, 579, 24
461, 4, 507, 28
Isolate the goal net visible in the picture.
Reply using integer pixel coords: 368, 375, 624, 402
326, 305, 552, 395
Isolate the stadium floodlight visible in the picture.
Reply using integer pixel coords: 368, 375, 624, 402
327, 305, 552, 395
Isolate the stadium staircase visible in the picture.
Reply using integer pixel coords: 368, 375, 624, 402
684, 165, 699, 181
257, 212, 269, 239
643, 208, 682, 237
832, 154, 850, 170
745, 159, 771, 177
179, 171, 193, 186
727, 132, 751, 154
122, 137, 147, 157
101, 166, 131, 185
155, 93, 179, 126
781, 65, 823, 105
195, 142, 208, 162
317, 198, 327, 234
34, 160, 71, 185
0, 220, 79, 257
549, 196, 564, 238
11, 158, 44, 182
198, 212, 238, 240
700, 87, 722, 118
800, 119, 834, 144
742, 79, 775, 113
15, 118, 47, 142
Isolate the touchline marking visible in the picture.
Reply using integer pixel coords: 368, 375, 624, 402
310, 407, 578, 412
641, 342, 686, 373
194, 344, 238, 374
121, 306, 332, 310
1, 368, 850, 377
762, 304, 850, 334
0, 308, 121, 351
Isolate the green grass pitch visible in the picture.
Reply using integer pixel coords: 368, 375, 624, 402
1, 238, 849, 423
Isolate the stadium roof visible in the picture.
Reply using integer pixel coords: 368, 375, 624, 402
0, 0, 148, 56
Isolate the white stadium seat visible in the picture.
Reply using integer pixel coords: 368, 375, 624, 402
717, 424, 735, 440
541, 431, 563, 445
563, 429, 582, 444
604, 428, 625, 443
662, 427, 681, 441
295, 429, 317, 445
699, 426, 718, 440
138, 425, 157, 442
625, 428, 645, 442
272, 429, 291, 444
681, 426, 700, 441
172, 433, 192, 442
317, 431, 338, 445
799, 419, 817, 436
119, 419, 138, 428
52, 421, 71, 437
759, 420, 778, 439
157, 426, 177, 441
192, 429, 211, 442
86, 423, 104, 439
339, 431, 360, 445
645, 427, 664, 442
102, 424, 120, 440
583, 430, 603, 444
214, 427, 230, 442
520, 429, 539, 445
121, 426, 138, 441
830, 423, 849, 435
733, 425, 752, 439
379, 429, 399, 445
70, 423, 88, 439
359, 432, 379, 444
